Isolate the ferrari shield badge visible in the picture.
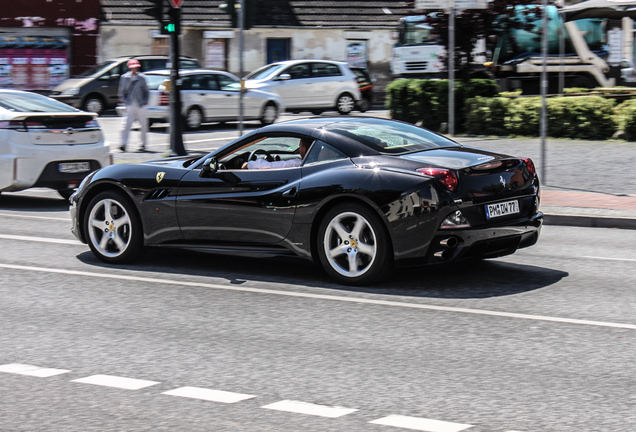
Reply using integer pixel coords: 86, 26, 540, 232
156, 172, 165, 183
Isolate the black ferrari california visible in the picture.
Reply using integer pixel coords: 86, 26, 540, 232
70, 117, 543, 285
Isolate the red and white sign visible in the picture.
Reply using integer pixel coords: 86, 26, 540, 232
169, 0, 184, 8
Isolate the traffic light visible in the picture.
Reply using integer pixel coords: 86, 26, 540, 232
244, 0, 255, 30
218, 0, 238, 28
143, 0, 172, 35
164, 6, 180, 34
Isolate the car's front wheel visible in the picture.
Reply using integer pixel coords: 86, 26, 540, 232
316, 203, 392, 285
260, 102, 278, 125
83, 95, 105, 115
336, 93, 355, 115
84, 190, 144, 264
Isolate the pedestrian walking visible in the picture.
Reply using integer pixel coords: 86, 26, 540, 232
118, 59, 149, 152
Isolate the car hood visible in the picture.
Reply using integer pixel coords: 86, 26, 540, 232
52, 77, 92, 92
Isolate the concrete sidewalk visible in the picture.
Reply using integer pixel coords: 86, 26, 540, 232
541, 189, 636, 230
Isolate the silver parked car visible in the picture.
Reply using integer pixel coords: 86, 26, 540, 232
243, 60, 361, 115
117, 69, 283, 130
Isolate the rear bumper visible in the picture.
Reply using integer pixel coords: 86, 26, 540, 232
425, 212, 543, 264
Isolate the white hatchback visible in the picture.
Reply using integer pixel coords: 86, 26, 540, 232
0, 90, 112, 200
244, 60, 361, 115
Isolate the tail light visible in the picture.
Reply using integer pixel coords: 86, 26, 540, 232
85, 119, 99, 128
158, 91, 169, 106
0, 120, 25, 131
417, 167, 458, 192
25, 121, 46, 130
523, 158, 536, 177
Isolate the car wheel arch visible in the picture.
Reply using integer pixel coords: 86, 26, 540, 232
308, 195, 395, 265
78, 183, 141, 242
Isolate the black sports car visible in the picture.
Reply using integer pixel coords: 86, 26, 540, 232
70, 117, 543, 285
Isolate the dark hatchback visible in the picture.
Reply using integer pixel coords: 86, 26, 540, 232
70, 117, 542, 285
351, 67, 373, 112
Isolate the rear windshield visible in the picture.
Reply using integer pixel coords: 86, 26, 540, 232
145, 74, 170, 90
325, 119, 460, 154
0, 92, 79, 112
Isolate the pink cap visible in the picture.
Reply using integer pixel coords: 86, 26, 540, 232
127, 59, 141, 68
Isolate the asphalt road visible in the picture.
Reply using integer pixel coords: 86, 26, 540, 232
0, 188, 635, 432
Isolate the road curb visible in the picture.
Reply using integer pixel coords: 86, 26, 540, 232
544, 214, 636, 230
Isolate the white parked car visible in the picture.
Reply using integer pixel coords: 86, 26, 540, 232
0, 90, 112, 200
117, 69, 283, 130
244, 59, 361, 115
621, 59, 636, 83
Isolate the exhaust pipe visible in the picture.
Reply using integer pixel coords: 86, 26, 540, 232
434, 237, 459, 261
440, 237, 458, 249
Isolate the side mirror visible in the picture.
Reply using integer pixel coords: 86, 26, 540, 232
199, 157, 219, 177
277, 73, 291, 81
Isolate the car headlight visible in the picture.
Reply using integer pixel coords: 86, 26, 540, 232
61, 87, 80, 96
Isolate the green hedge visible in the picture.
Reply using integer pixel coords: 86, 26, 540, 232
464, 95, 616, 139
386, 79, 499, 132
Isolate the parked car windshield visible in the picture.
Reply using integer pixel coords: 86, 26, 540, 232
245, 64, 286, 80
326, 119, 460, 154
76, 61, 117, 78
0, 92, 80, 113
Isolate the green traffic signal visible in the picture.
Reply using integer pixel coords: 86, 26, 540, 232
164, 23, 176, 33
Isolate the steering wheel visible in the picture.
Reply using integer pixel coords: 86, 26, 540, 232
249, 149, 274, 162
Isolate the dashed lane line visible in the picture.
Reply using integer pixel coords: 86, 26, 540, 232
1, 262, 636, 331
0, 234, 81, 245
261, 400, 358, 418
0, 212, 69, 221
0, 362, 520, 431
72, 374, 160, 390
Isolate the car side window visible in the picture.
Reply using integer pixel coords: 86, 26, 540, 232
312, 63, 342, 77
303, 140, 347, 165
218, 136, 306, 170
181, 76, 193, 90
216, 74, 239, 91
179, 60, 200, 69
284, 64, 311, 80
205, 75, 220, 91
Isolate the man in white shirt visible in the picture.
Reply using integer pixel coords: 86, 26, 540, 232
242, 138, 311, 169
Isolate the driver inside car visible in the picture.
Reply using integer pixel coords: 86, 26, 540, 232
242, 137, 312, 169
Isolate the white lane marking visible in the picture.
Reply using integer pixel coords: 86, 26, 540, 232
185, 136, 237, 144
72, 374, 160, 390
0, 234, 81, 245
163, 386, 256, 403
1, 263, 636, 331
0, 212, 69, 221
369, 415, 473, 432
583, 256, 636, 263
262, 400, 358, 418
0, 363, 71, 378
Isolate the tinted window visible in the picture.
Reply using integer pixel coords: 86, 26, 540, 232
0, 92, 79, 112
311, 63, 342, 77
245, 63, 286, 80
326, 119, 459, 154
304, 140, 347, 165
285, 64, 311, 79
141, 59, 166, 72
204, 75, 220, 90
216, 74, 239, 91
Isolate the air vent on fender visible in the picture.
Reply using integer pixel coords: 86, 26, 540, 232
147, 189, 172, 200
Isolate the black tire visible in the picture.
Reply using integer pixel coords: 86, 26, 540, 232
568, 75, 595, 89
311, 110, 323, 115
260, 102, 278, 125
357, 96, 371, 113
336, 93, 355, 115
83, 190, 144, 264
82, 95, 105, 115
185, 107, 203, 130
316, 202, 392, 285
57, 189, 75, 201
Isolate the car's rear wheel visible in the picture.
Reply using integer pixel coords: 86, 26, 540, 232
316, 203, 392, 285
358, 96, 371, 113
336, 93, 355, 115
260, 102, 278, 125
185, 107, 203, 130
84, 190, 144, 264
83, 95, 105, 115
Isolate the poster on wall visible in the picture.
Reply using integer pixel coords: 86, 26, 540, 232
205, 41, 225, 70
347, 41, 367, 69
0, 36, 69, 90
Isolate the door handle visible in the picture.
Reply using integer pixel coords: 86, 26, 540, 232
282, 187, 297, 198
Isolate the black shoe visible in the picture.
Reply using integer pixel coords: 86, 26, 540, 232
137, 147, 147, 153
119, 145, 126, 152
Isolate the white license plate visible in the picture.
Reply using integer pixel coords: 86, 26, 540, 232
485, 200, 520, 219
59, 162, 91, 173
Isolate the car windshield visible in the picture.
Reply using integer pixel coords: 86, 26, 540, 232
76, 61, 117, 78
326, 119, 460, 154
0, 92, 79, 112
245, 64, 286, 80
145, 74, 170, 90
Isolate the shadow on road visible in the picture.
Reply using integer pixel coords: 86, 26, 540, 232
76, 247, 567, 300
0, 192, 69, 212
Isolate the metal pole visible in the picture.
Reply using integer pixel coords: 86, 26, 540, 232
559, 8, 565, 94
169, 6, 186, 156
238, 0, 244, 136
540, 0, 548, 184
448, 0, 455, 136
